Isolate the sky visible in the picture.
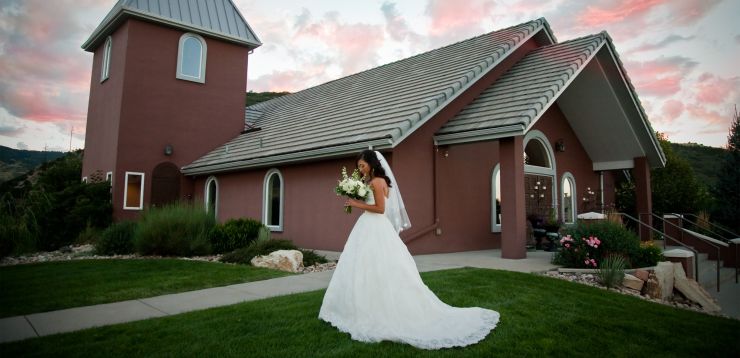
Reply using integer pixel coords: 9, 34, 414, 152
0, 0, 738, 152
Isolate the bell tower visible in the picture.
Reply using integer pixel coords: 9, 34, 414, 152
81, 0, 261, 220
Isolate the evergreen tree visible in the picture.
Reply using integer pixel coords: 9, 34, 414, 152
713, 107, 740, 234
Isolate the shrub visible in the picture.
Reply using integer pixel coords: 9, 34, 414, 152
76, 225, 103, 245
0, 213, 36, 258
301, 249, 328, 266
134, 203, 214, 256
209, 218, 263, 254
96, 221, 137, 255
632, 242, 664, 268
554, 220, 644, 268
597, 254, 627, 289
0, 196, 37, 258
221, 239, 327, 267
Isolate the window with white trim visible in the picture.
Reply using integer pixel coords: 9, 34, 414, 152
106, 171, 113, 182
101, 36, 112, 82
491, 164, 501, 232
523, 130, 558, 211
82, 177, 88, 183
263, 169, 284, 231
124, 172, 145, 210
562, 173, 577, 224
176, 33, 207, 83
205, 176, 218, 218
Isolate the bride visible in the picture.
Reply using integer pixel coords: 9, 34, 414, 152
319, 150, 500, 350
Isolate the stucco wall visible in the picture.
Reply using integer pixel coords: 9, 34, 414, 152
81, 22, 129, 183
81, 18, 250, 221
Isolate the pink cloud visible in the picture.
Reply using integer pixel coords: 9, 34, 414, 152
0, 0, 107, 136
293, 10, 385, 76
685, 103, 728, 126
578, 0, 665, 27
661, 99, 685, 122
622, 56, 697, 97
694, 73, 740, 104
561, 0, 721, 41
425, 0, 495, 43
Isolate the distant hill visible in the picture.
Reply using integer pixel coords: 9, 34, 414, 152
669, 142, 726, 191
0, 146, 66, 184
245, 91, 290, 107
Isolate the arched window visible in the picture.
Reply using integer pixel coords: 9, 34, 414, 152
205, 176, 219, 218
561, 173, 576, 224
263, 169, 284, 231
523, 130, 557, 212
491, 164, 501, 232
176, 33, 207, 83
100, 36, 112, 82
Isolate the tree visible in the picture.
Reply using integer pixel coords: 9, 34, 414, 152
651, 134, 709, 215
712, 107, 740, 234
615, 132, 709, 217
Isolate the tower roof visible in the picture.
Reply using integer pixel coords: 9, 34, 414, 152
82, 0, 261, 51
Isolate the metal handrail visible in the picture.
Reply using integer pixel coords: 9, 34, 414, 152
653, 213, 722, 292
680, 213, 738, 242
615, 213, 699, 281
679, 213, 739, 285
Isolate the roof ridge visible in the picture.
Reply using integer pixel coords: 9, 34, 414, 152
247, 19, 547, 111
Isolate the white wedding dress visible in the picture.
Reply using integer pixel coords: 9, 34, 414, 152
318, 189, 500, 349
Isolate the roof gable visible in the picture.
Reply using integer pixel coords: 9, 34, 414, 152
82, 0, 261, 51
183, 18, 555, 174
435, 32, 665, 168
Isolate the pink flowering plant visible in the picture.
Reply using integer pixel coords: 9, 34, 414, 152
553, 221, 658, 268
553, 234, 602, 268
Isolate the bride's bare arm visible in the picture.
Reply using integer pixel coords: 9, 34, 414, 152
345, 178, 386, 214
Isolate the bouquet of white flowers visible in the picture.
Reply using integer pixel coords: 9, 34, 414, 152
334, 166, 370, 213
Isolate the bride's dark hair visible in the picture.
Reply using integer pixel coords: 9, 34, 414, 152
357, 150, 392, 188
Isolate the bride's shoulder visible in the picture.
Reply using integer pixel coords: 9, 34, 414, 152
369, 177, 387, 187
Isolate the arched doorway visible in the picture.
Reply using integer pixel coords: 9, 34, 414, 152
151, 162, 181, 207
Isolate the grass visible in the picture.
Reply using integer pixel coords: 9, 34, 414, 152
0, 259, 291, 318
1, 268, 738, 357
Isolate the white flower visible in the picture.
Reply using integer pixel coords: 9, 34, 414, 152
358, 187, 367, 197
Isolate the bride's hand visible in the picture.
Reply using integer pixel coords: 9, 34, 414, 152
345, 199, 359, 208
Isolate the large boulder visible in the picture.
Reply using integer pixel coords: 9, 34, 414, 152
622, 273, 644, 291
672, 263, 721, 312
251, 250, 304, 273
654, 262, 675, 300
633, 269, 650, 282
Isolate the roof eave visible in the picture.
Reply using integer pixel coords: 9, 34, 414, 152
433, 124, 526, 146
182, 138, 393, 176
82, 7, 262, 52
600, 33, 666, 168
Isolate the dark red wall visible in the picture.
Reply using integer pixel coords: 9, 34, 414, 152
82, 19, 250, 221
82, 22, 129, 182
192, 156, 366, 250
531, 104, 602, 216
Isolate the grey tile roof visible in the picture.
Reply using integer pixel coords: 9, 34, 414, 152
434, 33, 608, 143
433, 31, 665, 167
82, 0, 261, 51
183, 18, 555, 175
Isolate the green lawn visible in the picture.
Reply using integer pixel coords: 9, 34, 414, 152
0, 259, 292, 318
1, 268, 737, 357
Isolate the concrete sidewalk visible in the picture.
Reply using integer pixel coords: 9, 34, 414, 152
0, 249, 556, 343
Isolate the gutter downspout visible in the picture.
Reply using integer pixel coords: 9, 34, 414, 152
402, 144, 440, 244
